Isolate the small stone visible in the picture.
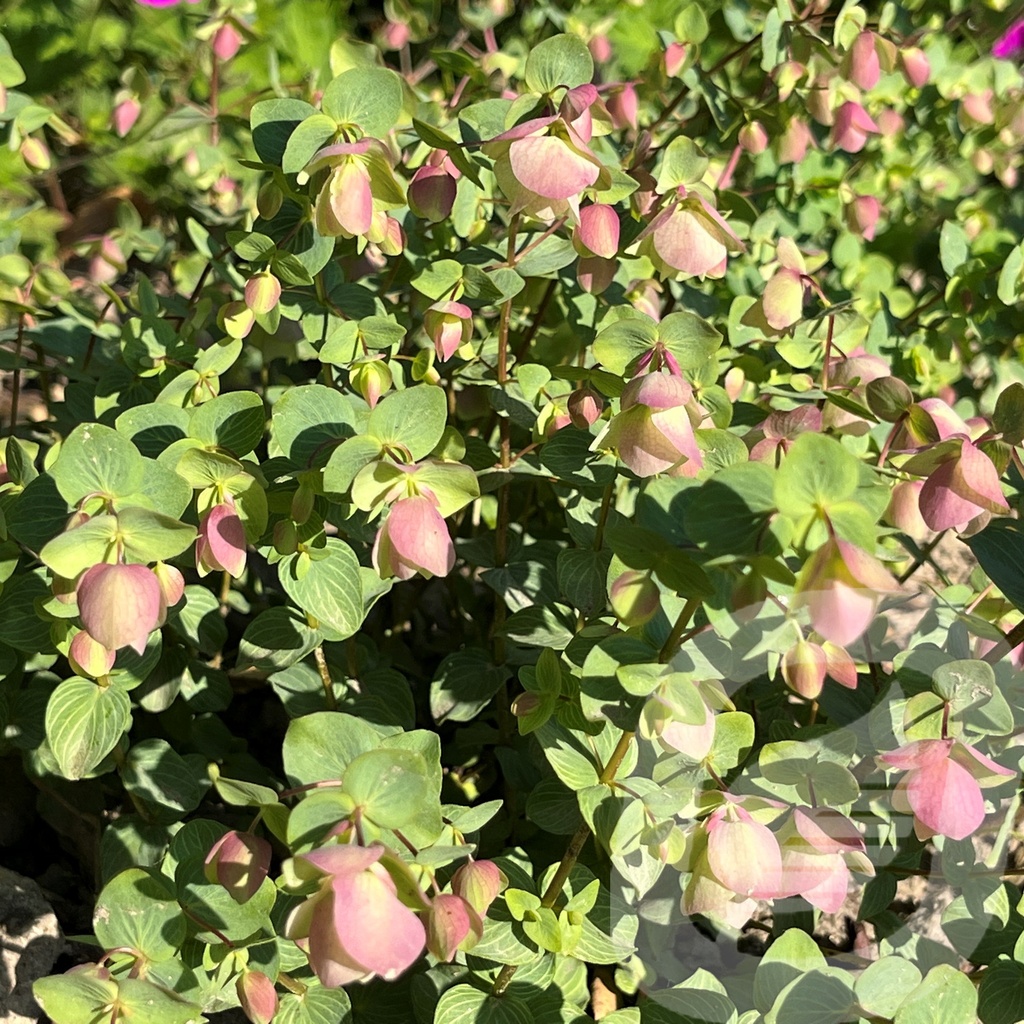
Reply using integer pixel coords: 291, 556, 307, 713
0, 868, 64, 1023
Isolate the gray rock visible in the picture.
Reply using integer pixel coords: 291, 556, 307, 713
0, 867, 64, 1024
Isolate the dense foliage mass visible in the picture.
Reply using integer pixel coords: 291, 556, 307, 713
3, 0, 1024, 1021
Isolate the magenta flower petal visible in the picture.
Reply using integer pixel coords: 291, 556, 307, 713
879, 738, 953, 772
77, 563, 163, 654
577, 204, 620, 259
329, 162, 374, 237
831, 101, 879, 153
994, 19, 1024, 59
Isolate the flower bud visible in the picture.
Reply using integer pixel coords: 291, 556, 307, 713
244, 272, 282, 316
112, 97, 141, 137
219, 301, 256, 340
451, 859, 506, 915
885, 479, 930, 542
350, 358, 392, 409
20, 137, 51, 172
213, 22, 243, 62
425, 894, 481, 961
664, 41, 689, 78
290, 484, 315, 526
197, 500, 247, 578
237, 970, 278, 1024
778, 118, 814, 164
900, 47, 930, 88
848, 31, 880, 90
776, 61, 805, 102
782, 639, 827, 700
577, 256, 617, 295
153, 561, 186, 613
831, 101, 879, 153
567, 384, 603, 429
273, 520, 298, 555
575, 204, 620, 259
845, 194, 881, 240
77, 563, 163, 655
739, 121, 769, 155
961, 92, 994, 127
606, 83, 638, 131
511, 692, 541, 717
424, 301, 473, 362
408, 165, 457, 223
610, 570, 659, 627
589, 34, 613, 64
69, 630, 116, 679
204, 831, 272, 903
257, 181, 283, 220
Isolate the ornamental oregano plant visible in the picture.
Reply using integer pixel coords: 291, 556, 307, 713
2, 1, 1024, 1022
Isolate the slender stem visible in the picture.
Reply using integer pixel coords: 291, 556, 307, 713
897, 531, 946, 584
593, 483, 615, 551
276, 972, 307, 996
313, 645, 337, 710
210, 52, 220, 145
218, 569, 231, 616
658, 597, 702, 664
491, 728, 635, 998
821, 313, 836, 391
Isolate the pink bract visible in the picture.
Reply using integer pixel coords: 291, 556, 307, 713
77, 563, 163, 655
287, 843, 426, 986
372, 496, 455, 581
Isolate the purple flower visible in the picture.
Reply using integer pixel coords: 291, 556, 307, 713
994, 19, 1024, 59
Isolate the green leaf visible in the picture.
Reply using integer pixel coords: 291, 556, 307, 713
273, 385, 356, 467
237, 607, 322, 672
115, 979, 204, 1024
51, 423, 145, 505
977, 959, 1024, 1024
228, 230, 277, 262
45, 678, 131, 780
855, 957, 922, 1020
282, 113, 338, 174
997, 244, 1023, 305
939, 221, 969, 276
893, 964, 977, 1024
93, 867, 186, 961
656, 138, 710, 193
430, 649, 509, 723
116, 405, 190, 459
558, 548, 611, 616
33, 973, 119, 1024
121, 738, 204, 824
341, 747, 430, 828
764, 968, 855, 1024
774, 432, 859, 520
178, 873, 276, 944
189, 391, 266, 456
251, 98, 317, 166
320, 67, 404, 136
524, 33, 594, 93
593, 316, 660, 375
279, 538, 363, 641
39, 514, 118, 578
119, 507, 198, 564
275, 980, 353, 1024
753, 928, 826, 1014
994, 383, 1024, 445
435, 983, 533, 1024
367, 385, 448, 460
967, 519, 1024, 612
282, 711, 382, 785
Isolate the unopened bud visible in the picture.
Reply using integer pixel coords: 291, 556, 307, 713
69, 630, 115, 679
451, 859, 506, 915
237, 970, 278, 1024
350, 358, 392, 409
219, 300, 256, 340
257, 181, 283, 220
213, 22, 243, 62
244, 272, 282, 316
739, 121, 769, 155
273, 520, 298, 555
782, 639, 827, 700
20, 137, 51, 172
204, 830, 271, 903
567, 384, 603, 429
290, 483, 315, 526
610, 570, 659, 627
